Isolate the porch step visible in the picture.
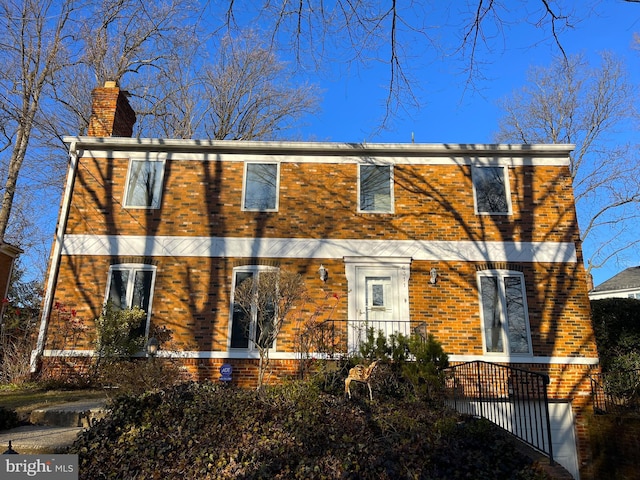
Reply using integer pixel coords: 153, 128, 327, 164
29, 400, 108, 428
0, 400, 108, 454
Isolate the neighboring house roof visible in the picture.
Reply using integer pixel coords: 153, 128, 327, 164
589, 266, 640, 299
0, 241, 22, 258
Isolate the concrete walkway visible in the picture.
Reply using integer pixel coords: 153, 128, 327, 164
0, 425, 84, 454
0, 399, 108, 454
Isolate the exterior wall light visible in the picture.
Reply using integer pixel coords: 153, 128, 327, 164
319, 264, 329, 282
146, 337, 159, 358
429, 267, 438, 285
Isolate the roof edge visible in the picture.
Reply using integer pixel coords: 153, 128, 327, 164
63, 136, 575, 157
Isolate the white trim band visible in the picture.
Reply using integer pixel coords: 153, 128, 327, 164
40, 349, 599, 365
61, 235, 577, 264
448, 354, 600, 365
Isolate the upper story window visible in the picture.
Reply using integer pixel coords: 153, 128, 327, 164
124, 160, 165, 209
477, 270, 532, 355
472, 165, 511, 215
359, 164, 393, 213
229, 266, 277, 350
105, 264, 157, 337
243, 163, 279, 211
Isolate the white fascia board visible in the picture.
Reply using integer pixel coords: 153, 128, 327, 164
61, 235, 578, 264
64, 136, 574, 165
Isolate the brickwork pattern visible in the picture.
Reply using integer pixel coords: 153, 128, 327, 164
87, 85, 136, 137
66, 157, 580, 244
45, 255, 596, 358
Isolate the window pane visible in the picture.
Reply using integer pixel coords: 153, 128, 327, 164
474, 167, 508, 213
132, 270, 154, 312
245, 164, 277, 210
372, 284, 384, 307
230, 272, 254, 348
125, 160, 164, 208
360, 165, 391, 212
108, 270, 129, 310
504, 276, 530, 354
480, 276, 504, 352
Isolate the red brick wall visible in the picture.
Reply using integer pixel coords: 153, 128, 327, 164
66, 158, 579, 244
47, 149, 596, 358
44, 255, 596, 358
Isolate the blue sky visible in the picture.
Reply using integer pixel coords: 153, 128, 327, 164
285, 1, 640, 287
305, 2, 639, 144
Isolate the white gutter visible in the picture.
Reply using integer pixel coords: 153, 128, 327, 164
31, 142, 79, 372
62, 135, 575, 158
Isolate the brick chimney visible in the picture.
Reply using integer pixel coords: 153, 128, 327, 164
87, 80, 136, 137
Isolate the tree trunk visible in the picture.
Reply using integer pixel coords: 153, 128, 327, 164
0, 127, 31, 241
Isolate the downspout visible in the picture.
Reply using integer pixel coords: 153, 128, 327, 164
31, 141, 79, 372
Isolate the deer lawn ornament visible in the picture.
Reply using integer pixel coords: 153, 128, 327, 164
345, 360, 379, 400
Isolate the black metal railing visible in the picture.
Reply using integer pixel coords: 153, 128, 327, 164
445, 360, 554, 464
591, 369, 640, 415
300, 319, 419, 358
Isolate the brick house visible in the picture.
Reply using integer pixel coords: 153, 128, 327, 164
0, 241, 22, 318
33, 83, 598, 478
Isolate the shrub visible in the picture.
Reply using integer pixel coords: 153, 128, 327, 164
351, 328, 449, 401
591, 298, 640, 372
0, 405, 20, 431
69, 382, 548, 480
98, 358, 183, 398
0, 301, 38, 385
94, 303, 146, 365
591, 298, 640, 405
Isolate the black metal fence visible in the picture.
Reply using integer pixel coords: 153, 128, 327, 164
590, 369, 640, 415
301, 319, 419, 358
445, 360, 554, 464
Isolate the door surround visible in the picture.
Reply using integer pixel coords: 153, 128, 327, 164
344, 257, 412, 324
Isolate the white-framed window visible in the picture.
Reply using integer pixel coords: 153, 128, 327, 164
124, 159, 165, 209
229, 266, 278, 350
472, 165, 511, 215
477, 270, 532, 355
243, 163, 279, 211
105, 264, 157, 338
358, 164, 393, 213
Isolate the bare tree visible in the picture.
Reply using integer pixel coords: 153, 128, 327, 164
0, 0, 75, 242
222, 1, 579, 126
0, 0, 323, 294
135, 31, 320, 140
0, 0, 198, 277
202, 33, 319, 140
233, 270, 306, 389
495, 53, 640, 274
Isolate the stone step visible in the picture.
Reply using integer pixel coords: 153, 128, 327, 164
29, 400, 108, 428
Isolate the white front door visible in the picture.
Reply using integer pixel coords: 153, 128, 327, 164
344, 257, 412, 354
